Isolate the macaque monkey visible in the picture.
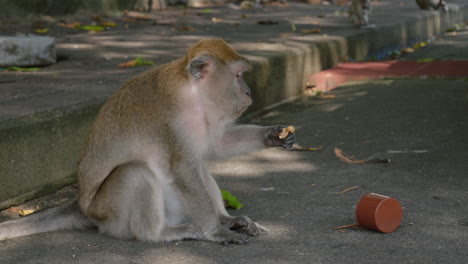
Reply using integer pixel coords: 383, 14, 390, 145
349, 0, 372, 28
0, 39, 295, 245
415, 0, 448, 11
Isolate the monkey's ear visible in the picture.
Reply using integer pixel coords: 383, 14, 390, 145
188, 54, 214, 79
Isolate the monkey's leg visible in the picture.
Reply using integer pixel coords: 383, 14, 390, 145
172, 159, 250, 245
89, 161, 203, 242
88, 161, 164, 241
361, 0, 371, 25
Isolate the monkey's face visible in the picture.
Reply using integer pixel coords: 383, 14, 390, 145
214, 61, 252, 119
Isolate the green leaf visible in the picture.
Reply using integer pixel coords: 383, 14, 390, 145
291, 24, 296, 32
6, 67, 41, 72
221, 189, 243, 210
134, 57, 156, 66
417, 58, 434, 63
75, 25, 105, 32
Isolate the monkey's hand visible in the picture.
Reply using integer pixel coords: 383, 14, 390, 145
220, 215, 267, 237
264, 125, 295, 150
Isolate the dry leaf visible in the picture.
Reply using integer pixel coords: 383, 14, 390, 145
7, 207, 21, 213
319, 94, 336, 99
402, 47, 415, 53
292, 146, 323, 151
101, 22, 117, 27
302, 28, 321, 34
176, 26, 196, 31
212, 17, 222, 23
58, 22, 81, 28
334, 148, 390, 164
117, 59, 138, 68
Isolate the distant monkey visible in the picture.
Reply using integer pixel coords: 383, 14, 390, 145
0, 39, 295, 245
349, 0, 372, 27
415, 0, 448, 11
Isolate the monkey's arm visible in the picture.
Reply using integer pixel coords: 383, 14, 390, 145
208, 124, 295, 159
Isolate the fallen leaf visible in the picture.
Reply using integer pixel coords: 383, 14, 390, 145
291, 24, 297, 32
221, 189, 243, 209
122, 18, 137, 23
292, 146, 323, 151
90, 15, 101, 22
212, 17, 222, 23
7, 207, 21, 213
58, 22, 81, 28
118, 57, 156, 68
302, 28, 321, 34
417, 58, 434, 63
401, 47, 415, 53
75, 25, 105, 32
19, 209, 36, 216
337, 186, 359, 195
334, 147, 390, 164
34, 28, 48, 34
7, 67, 41, 72
101, 22, 117, 27
176, 26, 196, 31
319, 94, 336, 99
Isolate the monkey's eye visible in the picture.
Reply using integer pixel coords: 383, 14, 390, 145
236, 73, 242, 79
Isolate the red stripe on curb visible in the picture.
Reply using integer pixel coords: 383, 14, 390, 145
309, 61, 468, 91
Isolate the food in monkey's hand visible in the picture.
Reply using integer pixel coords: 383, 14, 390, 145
278, 126, 295, 139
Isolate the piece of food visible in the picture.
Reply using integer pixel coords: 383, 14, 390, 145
278, 126, 295, 139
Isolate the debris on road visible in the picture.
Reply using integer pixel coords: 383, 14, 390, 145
337, 186, 359, 195
332, 223, 360, 230
334, 148, 390, 164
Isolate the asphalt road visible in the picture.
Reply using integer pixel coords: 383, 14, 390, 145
1, 18, 468, 264
1, 78, 467, 263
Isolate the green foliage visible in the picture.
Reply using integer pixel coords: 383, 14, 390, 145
221, 189, 243, 210
1, 67, 41, 72
416, 58, 434, 63
134, 57, 156, 66
75, 25, 105, 32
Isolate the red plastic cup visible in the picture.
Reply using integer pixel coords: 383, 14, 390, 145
356, 193, 403, 233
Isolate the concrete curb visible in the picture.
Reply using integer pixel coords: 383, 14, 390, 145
1, 3, 467, 209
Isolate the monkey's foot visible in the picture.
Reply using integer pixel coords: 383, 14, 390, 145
208, 228, 250, 246
221, 215, 268, 237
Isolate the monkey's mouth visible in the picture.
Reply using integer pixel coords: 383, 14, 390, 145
237, 104, 249, 116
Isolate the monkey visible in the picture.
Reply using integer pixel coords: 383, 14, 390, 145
415, 0, 448, 11
349, 0, 373, 28
0, 39, 295, 245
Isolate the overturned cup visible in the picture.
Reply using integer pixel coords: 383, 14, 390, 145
356, 193, 403, 233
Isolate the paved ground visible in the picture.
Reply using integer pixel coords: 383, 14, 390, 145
1, 21, 468, 263
1, 78, 467, 264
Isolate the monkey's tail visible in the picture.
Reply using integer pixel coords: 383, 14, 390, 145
0, 200, 95, 240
